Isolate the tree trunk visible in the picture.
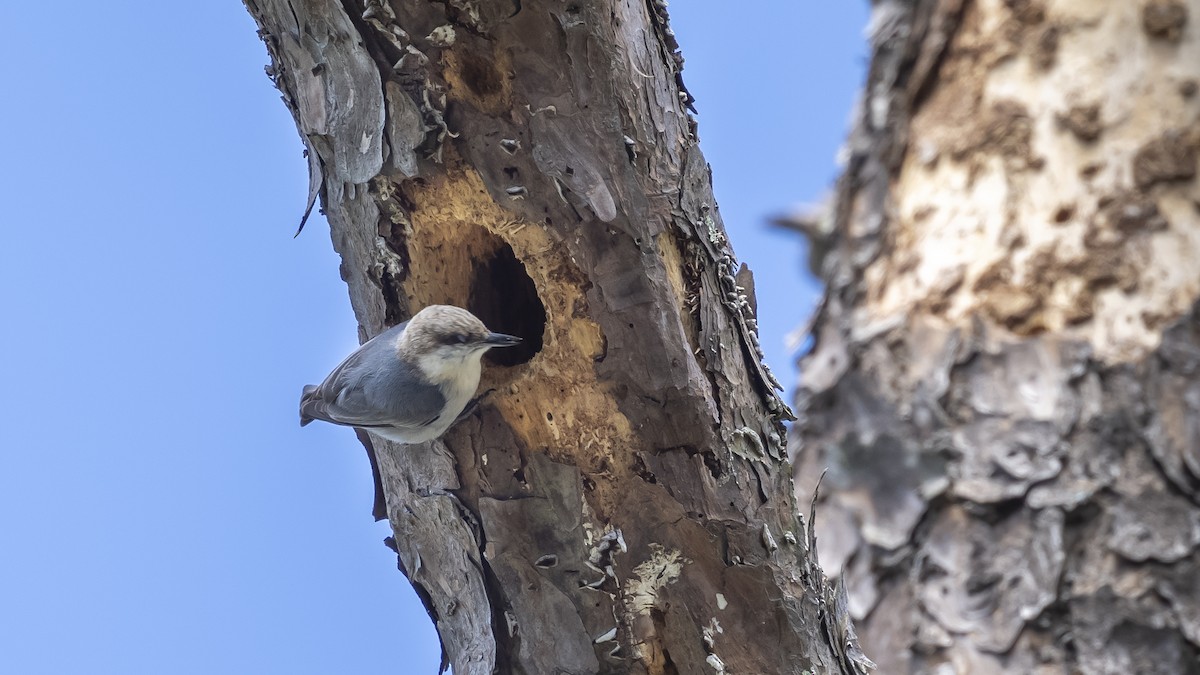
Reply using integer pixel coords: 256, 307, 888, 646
794, 0, 1200, 673
243, 1, 872, 673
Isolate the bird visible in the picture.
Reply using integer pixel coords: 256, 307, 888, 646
300, 305, 523, 443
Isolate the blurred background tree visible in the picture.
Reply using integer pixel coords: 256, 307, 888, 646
795, 1, 1200, 672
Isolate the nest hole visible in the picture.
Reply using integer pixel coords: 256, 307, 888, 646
469, 241, 545, 366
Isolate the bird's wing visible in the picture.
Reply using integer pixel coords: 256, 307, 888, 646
300, 322, 447, 430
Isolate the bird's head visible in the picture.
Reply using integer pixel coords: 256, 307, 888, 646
402, 305, 522, 381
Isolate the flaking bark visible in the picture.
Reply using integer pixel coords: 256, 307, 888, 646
243, 0, 870, 672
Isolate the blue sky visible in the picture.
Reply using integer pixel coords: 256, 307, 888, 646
0, 2, 866, 672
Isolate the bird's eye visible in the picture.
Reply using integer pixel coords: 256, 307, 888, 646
454, 333, 471, 345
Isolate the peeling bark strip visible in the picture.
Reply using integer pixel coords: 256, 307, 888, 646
797, 0, 1200, 673
244, 0, 869, 672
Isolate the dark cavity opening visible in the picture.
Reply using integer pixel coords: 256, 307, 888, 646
469, 242, 545, 366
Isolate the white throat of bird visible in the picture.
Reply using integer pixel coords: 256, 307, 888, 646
416, 346, 487, 392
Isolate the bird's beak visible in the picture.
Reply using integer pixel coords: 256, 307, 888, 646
483, 332, 523, 347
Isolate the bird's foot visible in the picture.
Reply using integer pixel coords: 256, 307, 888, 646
456, 388, 496, 423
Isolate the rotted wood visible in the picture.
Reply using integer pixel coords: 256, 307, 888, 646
243, 0, 871, 673
795, 0, 1200, 673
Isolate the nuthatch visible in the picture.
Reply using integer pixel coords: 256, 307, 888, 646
300, 305, 522, 443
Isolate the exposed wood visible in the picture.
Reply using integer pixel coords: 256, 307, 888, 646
243, 0, 871, 672
796, 0, 1200, 672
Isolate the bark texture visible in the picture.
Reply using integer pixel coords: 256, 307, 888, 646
243, 0, 871, 673
794, 0, 1200, 673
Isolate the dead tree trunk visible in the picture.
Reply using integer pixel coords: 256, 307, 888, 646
244, 1, 872, 673
794, 0, 1200, 673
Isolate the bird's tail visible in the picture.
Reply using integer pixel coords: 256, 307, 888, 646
299, 385, 319, 426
